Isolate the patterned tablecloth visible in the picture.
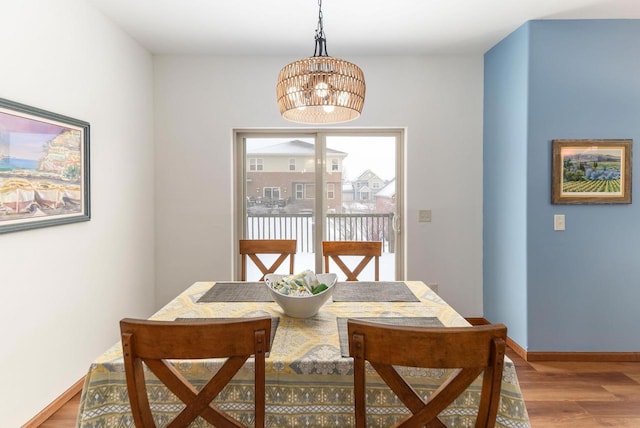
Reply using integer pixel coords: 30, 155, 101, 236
77, 281, 530, 427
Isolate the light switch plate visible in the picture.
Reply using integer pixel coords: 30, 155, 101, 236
418, 209, 432, 223
554, 214, 565, 231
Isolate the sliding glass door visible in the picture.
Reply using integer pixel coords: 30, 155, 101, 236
324, 135, 398, 280
235, 130, 403, 281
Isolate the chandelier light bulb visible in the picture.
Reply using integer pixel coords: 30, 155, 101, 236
315, 82, 329, 98
337, 91, 350, 106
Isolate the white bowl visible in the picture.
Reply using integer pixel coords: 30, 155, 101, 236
265, 273, 338, 318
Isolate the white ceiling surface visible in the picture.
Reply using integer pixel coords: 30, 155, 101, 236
88, 0, 640, 56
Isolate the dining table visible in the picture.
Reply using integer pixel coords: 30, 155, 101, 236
76, 280, 531, 427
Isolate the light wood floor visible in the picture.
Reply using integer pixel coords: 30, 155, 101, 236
509, 349, 640, 427
39, 347, 640, 427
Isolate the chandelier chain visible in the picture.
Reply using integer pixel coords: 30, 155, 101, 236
314, 0, 328, 57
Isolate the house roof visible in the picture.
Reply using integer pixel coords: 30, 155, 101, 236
247, 140, 347, 157
375, 178, 396, 198
356, 169, 383, 181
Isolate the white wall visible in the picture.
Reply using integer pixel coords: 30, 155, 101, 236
154, 55, 484, 315
0, 1, 155, 425
0, 17, 483, 421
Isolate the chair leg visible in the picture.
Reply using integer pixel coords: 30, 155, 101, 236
352, 333, 366, 428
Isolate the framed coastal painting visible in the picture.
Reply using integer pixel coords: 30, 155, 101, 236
551, 139, 631, 204
0, 97, 90, 233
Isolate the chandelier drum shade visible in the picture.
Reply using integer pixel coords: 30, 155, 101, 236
276, 0, 366, 124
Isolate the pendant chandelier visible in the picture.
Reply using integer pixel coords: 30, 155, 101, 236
276, 0, 366, 124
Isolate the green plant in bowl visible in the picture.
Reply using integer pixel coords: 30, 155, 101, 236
265, 272, 338, 318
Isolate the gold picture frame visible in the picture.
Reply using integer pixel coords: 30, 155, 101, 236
552, 139, 631, 204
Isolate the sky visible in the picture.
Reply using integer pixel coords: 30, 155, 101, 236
327, 136, 395, 181
1, 110, 67, 159
6, 133, 56, 159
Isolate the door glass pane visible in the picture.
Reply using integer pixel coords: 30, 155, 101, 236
325, 136, 397, 281
240, 133, 400, 281
244, 137, 315, 279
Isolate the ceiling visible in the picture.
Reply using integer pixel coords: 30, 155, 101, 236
88, 0, 640, 56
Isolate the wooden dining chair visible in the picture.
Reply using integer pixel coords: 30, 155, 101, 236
120, 316, 272, 428
322, 241, 382, 281
239, 239, 297, 281
348, 320, 507, 428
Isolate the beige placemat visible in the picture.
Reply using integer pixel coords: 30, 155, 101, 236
332, 282, 420, 302
197, 282, 273, 302
337, 317, 443, 357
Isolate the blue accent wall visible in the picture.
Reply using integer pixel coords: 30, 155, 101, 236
483, 23, 530, 347
485, 20, 640, 352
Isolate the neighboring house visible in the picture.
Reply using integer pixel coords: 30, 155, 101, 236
352, 169, 386, 202
341, 170, 392, 213
246, 140, 347, 212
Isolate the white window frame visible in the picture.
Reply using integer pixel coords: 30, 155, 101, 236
234, 129, 405, 280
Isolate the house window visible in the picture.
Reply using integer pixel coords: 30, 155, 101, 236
327, 183, 335, 199
249, 158, 263, 171
372, 182, 380, 189
304, 184, 314, 199
360, 191, 369, 201
289, 158, 296, 171
331, 159, 339, 171
295, 183, 314, 199
264, 187, 280, 200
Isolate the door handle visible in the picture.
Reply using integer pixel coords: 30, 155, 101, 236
393, 213, 400, 234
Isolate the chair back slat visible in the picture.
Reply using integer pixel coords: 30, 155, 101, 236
322, 241, 382, 281
239, 239, 297, 281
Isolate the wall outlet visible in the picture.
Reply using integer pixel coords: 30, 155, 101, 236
418, 209, 432, 223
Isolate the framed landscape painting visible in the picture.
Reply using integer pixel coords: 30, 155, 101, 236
0, 97, 90, 233
551, 139, 631, 204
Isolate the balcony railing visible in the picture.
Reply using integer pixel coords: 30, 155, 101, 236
246, 212, 395, 253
